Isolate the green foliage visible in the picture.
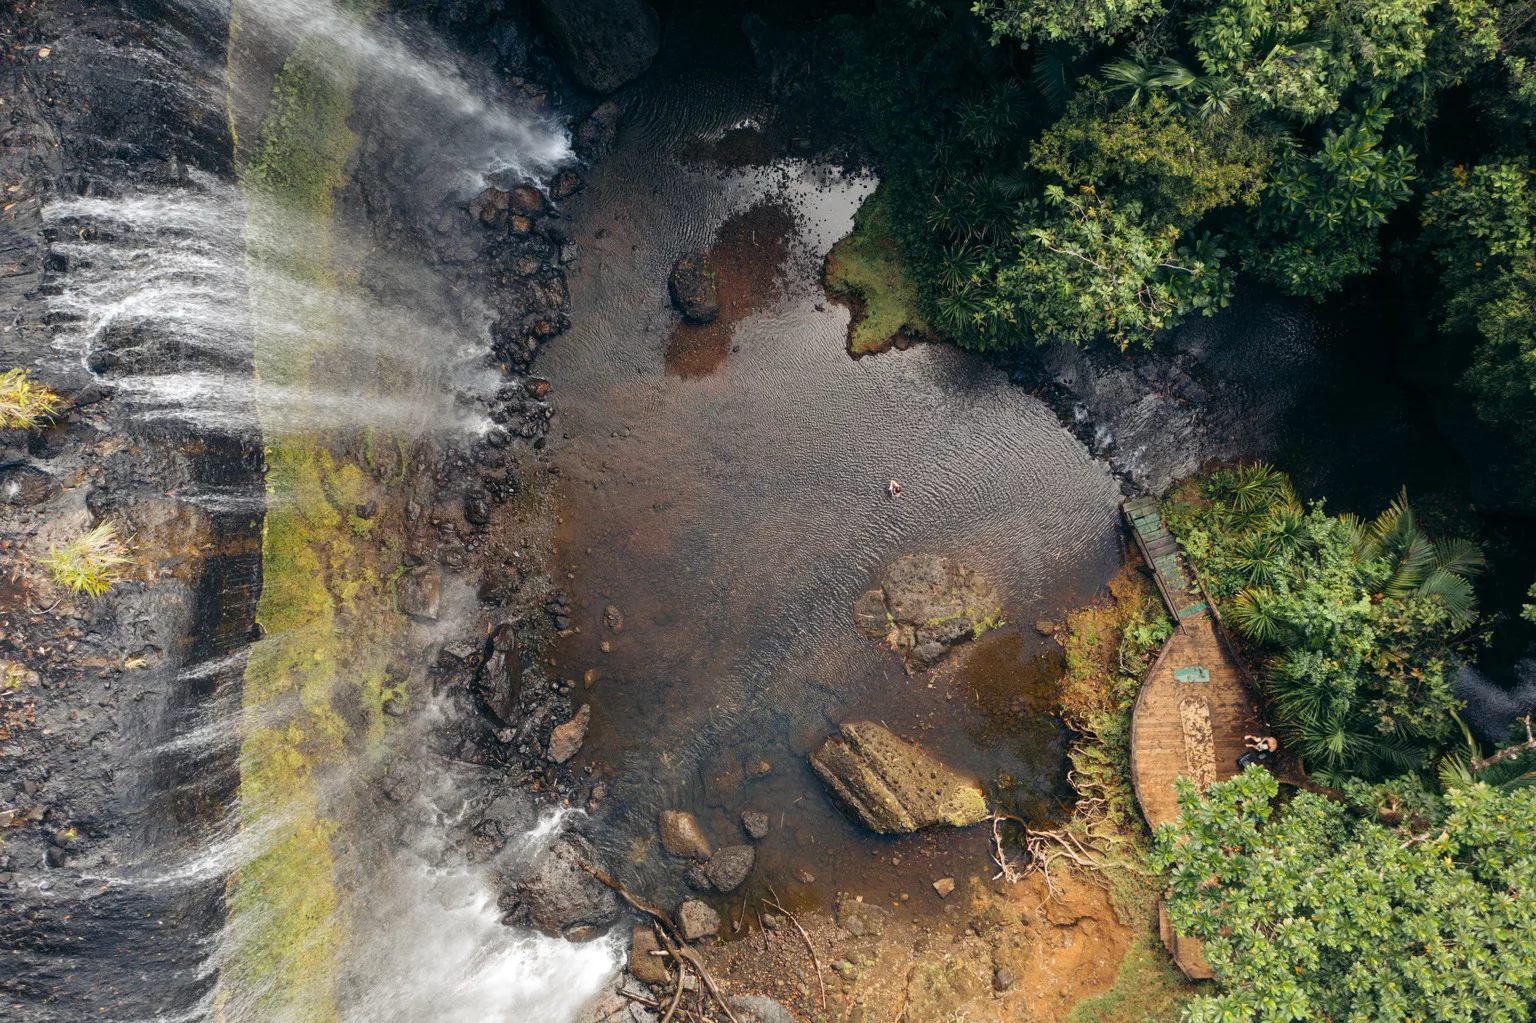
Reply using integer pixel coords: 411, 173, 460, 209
1241, 101, 1416, 298
986, 185, 1233, 349
46, 522, 131, 597
977, 0, 1167, 46
1032, 88, 1271, 226
1153, 768, 1536, 1023
1164, 466, 1480, 782
0, 368, 64, 430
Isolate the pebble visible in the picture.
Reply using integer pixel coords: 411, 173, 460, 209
932, 877, 956, 898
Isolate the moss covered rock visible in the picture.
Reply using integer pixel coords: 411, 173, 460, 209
808, 721, 988, 834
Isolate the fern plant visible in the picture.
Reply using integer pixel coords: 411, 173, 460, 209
0, 368, 64, 429
47, 522, 132, 597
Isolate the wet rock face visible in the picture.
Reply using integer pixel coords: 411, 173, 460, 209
537, 0, 660, 93
658, 810, 712, 860
476, 622, 524, 725
668, 251, 719, 323
502, 836, 620, 939
396, 565, 442, 620
808, 721, 989, 834
853, 556, 1002, 667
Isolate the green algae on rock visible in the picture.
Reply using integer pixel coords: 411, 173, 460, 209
808, 721, 988, 833
823, 185, 933, 357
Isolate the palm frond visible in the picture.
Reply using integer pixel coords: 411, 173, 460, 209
1230, 587, 1283, 643
1417, 568, 1479, 627
1033, 47, 1074, 111
1433, 538, 1486, 578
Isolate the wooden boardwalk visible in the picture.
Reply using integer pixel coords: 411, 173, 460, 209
1123, 497, 1267, 981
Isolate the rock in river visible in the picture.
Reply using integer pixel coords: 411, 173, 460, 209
704, 844, 754, 893
547, 703, 590, 763
741, 810, 769, 840
808, 721, 988, 834
537, 0, 660, 93
659, 810, 712, 860
668, 251, 719, 323
502, 836, 619, 939
629, 926, 670, 984
677, 899, 720, 942
853, 555, 1002, 667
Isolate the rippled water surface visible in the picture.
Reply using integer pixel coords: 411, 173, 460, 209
535, 67, 1124, 913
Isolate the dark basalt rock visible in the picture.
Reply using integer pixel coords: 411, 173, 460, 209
537, 0, 660, 93
703, 844, 754, 893
501, 835, 620, 939
476, 622, 523, 724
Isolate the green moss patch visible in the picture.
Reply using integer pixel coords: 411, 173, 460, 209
823, 185, 933, 356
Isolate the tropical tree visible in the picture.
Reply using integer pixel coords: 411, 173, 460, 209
1153, 768, 1536, 1023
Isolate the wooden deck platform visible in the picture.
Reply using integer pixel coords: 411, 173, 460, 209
1123, 497, 1267, 982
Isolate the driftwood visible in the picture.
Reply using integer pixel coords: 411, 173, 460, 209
1473, 714, 1536, 772
579, 862, 743, 1023
762, 887, 825, 1009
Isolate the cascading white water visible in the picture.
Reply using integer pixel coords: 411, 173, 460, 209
31, 3, 617, 1020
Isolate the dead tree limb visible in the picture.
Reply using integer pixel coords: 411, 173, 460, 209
579, 862, 743, 1023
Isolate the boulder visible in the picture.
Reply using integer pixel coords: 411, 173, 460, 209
808, 721, 988, 834
573, 101, 620, 157
476, 622, 523, 725
503, 836, 620, 938
547, 704, 591, 763
537, 0, 660, 93
396, 566, 441, 620
658, 810, 712, 860
668, 251, 719, 324
704, 845, 754, 893
676, 899, 720, 942
685, 862, 713, 891
741, 810, 769, 840
855, 556, 1002, 667
629, 926, 670, 984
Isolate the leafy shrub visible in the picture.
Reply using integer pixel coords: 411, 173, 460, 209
1154, 768, 1536, 1023
47, 522, 132, 597
0, 368, 63, 429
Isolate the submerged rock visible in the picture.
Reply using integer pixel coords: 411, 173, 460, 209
808, 721, 988, 834
668, 251, 719, 323
538, 0, 660, 93
547, 703, 591, 763
676, 898, 720, 942
659, 810, 712, 860
704, 844, 754, 893
573, 101, 621, 157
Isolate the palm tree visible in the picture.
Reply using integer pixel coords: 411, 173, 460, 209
1360, 489, 1485, 627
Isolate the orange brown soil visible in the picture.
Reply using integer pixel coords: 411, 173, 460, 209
665, 203, 795, 378
702, 868, 1134, 1023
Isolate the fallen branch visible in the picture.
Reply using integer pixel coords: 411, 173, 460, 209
762, 887, 825, 1009
659, 958, 687, 1023
579, 862, 743, 1023
1472, 714, 1536, 772
987, 812, 1027, 884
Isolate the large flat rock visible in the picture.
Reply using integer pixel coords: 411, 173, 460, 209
808, 721, 988, 834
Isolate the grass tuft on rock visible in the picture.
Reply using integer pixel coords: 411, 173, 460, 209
824, 186, 933, 356
0, 368, 64, 429
46, 522, 131, 597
